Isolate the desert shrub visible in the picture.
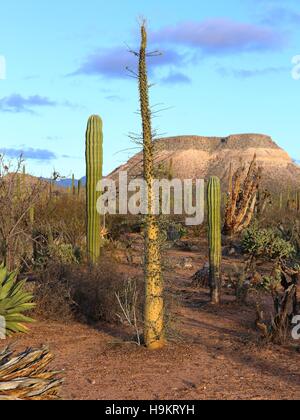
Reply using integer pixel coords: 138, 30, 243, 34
0, 157, 44, 271
228, 263, 253, 304
166, 221, 187, 241
277, 219, 300, 255
254, 267, 299, 344
34, 260, 144, 326
33, 259, 177, 344
115, 277, 143, 344
34, 194, 86, 253
106, 215, 142, 240
71, 261, 144, 324
33, 263, 75, 321
48, 243, 78, 265
30, 221, 81, 271
242, 224, 295, 261
256, 272, 282, 294
72, 263, 177, 342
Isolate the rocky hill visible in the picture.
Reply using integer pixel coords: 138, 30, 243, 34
109, 134, 300, 191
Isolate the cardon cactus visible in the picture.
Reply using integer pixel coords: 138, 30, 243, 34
207, 176, 222, 304
77, 179, 81, 197
85, 115, 103, 263
71, 174, 76, 195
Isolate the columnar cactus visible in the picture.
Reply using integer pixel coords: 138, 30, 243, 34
71, 174, 75, 195
77, 179, 81, 197
139, 23, 165, 350
207, 176, 222, 305
85, 115, 103, 263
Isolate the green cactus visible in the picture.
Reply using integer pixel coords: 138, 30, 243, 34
167, 158, 174, 181
207, 176, 222, 305
71, 174, 75, 195
77, 179, 81, 197
85, 115, 103, 263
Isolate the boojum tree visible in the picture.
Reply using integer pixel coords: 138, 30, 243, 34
137, 22, 165, 350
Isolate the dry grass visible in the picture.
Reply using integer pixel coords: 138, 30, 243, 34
33, 260, 145, 327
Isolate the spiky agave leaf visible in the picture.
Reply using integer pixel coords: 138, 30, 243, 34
0, 346, 63, 400
0, 264, 35, 337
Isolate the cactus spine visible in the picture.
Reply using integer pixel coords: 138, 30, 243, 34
138, 23, 165, 350
207, 176, 222, 305
85, 115, 103, 263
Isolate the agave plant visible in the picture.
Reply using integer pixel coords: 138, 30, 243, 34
0, 346, 63, 400
0, 264, 35, 337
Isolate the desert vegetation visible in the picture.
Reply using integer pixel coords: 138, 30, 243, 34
0, 22, 299, 401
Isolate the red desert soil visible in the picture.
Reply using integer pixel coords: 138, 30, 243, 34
6, 245, 300, 400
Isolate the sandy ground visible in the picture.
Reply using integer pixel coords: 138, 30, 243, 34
5, 245, 300, 400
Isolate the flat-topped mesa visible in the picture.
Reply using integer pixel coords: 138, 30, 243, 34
109, 133, 300, 192
154, 133, 280, 152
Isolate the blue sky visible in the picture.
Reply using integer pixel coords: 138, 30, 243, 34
0, 0, 299, 178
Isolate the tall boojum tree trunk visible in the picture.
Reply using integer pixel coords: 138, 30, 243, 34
138, 23, 165, 350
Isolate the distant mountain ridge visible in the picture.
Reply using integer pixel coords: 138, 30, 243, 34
42, 176, 86, 188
